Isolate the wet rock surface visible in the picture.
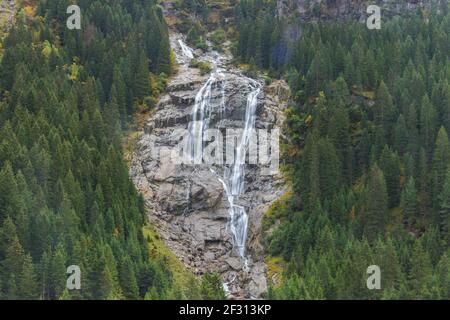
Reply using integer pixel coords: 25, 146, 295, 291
130, 33, 289, 299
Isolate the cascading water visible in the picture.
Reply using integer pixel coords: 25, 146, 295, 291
133, 31, 285, 298
178, 39, 194, 59
222, 82, 261, 260
230, 82, 261, 196
183, 34, 262, 268
186, 48, 227, 163
218, 70, 227, 116
187, 71, 217, 163
209, 80, 261, 262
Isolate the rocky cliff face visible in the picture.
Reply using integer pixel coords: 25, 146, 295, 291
276, 0, 445, 21
130, 33, 289, 299
0, 0, 16, 34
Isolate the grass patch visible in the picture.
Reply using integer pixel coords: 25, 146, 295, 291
265, 256, 286, 289
263, 191, 293, 232
143, 225, 197, 291
189, 59, 212, 75
122, 103, 156, 168
210, 28, 226, 50
352, 87, 376, 100
122, 130, 141, 168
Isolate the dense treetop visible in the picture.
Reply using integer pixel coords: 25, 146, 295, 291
236, 0, 450, 299
0, 0, 224, 300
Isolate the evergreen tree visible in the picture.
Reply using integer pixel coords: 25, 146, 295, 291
394, 115, 408, 155
157, 36, 172, 75
200, 273, 226, 300
119, 257, 139, 300
134, 51, 151, 101
401, 177, 418, 225
375, 81, 395, 140
432, 127, 450, 212
379, 146, 401, 208
363, 164, 389, 242
420, 95, 438, 156
409, 240, 433, 298
439, 170, 450, 238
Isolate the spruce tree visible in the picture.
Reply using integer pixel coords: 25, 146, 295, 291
200, 273, 226, 300
419, 95, 438, 156
432, 127, 450, 213
379, 146, 401, 208
409, 240, 433, 298
401, 177, 418, 225
363, 164, 388, 242
134, 51, 151, 101
157, 37, 172, 76
439, 170, 450, 237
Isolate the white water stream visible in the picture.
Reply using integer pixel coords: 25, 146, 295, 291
179, 36, 261, 266
224, 82, 261, 259
178, 39, 194, 59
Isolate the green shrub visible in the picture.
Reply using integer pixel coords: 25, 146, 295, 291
186, 22, 209, 50
189, 59, 212, 75
210, 28, 226, 45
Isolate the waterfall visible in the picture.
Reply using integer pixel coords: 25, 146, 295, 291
222, 82, 261, 259
178, 39, 194, 59
187, 65, 227, 164
219, 70, 227, 116
183, 34, 261, 261
230, 83, 260, 196
187, 72, 216, 163
189, 76, 261, 260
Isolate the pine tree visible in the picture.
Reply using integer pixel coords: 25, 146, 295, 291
118, 257, 139, 300
438, 170, 450, 237
17, 253, 39, 299
308, 142, 320, 206
419, 95, 438, 156
317, 138, 341, 200
1, 223, 38, 299
375, 238, 405, 292
363, 164, 388, 242
435, 253, 450, 298
418, 148, 431, 218
112, 66, 128, 117
48, 244, 67, 300
379, 146, 401, 208
157, 36, 172, 76
375, 81, 395, 140
394, 114, 408, 155
0, 162, 22, 224
328, 106, 351, 182
409, 240, 433, 298
134, 51, 151, 101
200, 273, 226, 300
432, 127, 450, 213
401, 177, 418, 225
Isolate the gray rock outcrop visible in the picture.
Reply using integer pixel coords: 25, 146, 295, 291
130, 33, 289, 299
